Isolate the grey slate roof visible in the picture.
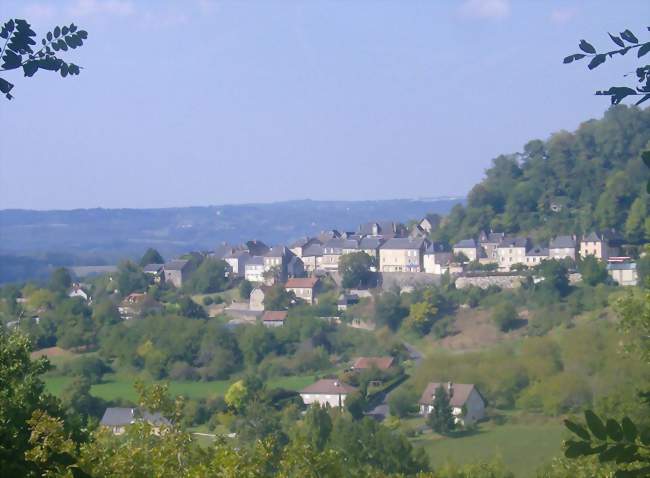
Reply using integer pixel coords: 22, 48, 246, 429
265, 246, 287, 258
302, 244, 323, 257
380, 237, 426, 250
143, 263, 164, 273
164, 259, 189, 271
498, 237, 529, 248
526, 246, 549, 257
418, 383, 484, 408
479, 231, 505, 244
454, 239, 477, 248
246, 256, 264, 266
100, 407, 171, 427
607, 262, 637, 271
549, 235, 576, 249
359, 237, 384, 249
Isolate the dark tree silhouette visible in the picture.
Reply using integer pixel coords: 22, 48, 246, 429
1, 18, 88, 100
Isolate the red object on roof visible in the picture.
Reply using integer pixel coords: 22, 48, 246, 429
262, 310, 288, 322
352, 356, 394, 370
285, 277, 319, 289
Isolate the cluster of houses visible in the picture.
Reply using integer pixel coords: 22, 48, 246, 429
99, 354, 486, 435
452, 230, 639, 285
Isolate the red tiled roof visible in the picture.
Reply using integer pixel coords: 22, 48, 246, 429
352, 356, 394, 370
262, 310, 288, 322
418, 382, 483, 408
285, 277, 319, 289
300, 379, 357, 395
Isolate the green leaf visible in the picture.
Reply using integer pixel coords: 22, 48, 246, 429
57, 39, 68, 51
588, 54, 606, 70
60, 62, 68, 77
621, 29, 639, 44
564, 440, 591, 458
0, 77, 14, 94
585, 410, 607, 440
62, 26, 69, 36
1, 50, 22, 70
69, 24, 77, 33
579, 40, 596, 54
54, 26, 61, 38
606, 419, 623, 441
563, 54, 586, 64
47, 31, 52, 41
564, 419, 591, 441
22, 61, 39, 77
77, 30, 88, 40
638, 43, 650, 58
608, 33, 625, 48
621, 417, 637, 442
615, 444, 639, 464
642, 151, 650, 169
65, 35, 78, 49
640, 428, 650, 445
599, 444, 625, 462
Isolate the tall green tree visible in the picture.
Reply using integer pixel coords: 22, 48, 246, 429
338, 252, 375, 289
139, 248, 164, 267
48, 267, 72, 296
426, 385, 456, 435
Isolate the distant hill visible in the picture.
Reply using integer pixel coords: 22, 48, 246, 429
433, 105, 650, 245
0, 198, 462, 283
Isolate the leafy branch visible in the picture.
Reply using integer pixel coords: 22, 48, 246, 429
563, 410, 650, 477
564, 27, 650, 106
0, 18, 88, 100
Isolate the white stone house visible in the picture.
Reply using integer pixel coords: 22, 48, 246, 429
223, 250, 250, 276
68, 284, 90, 302
453, 239, 479, 262
423, 247, 453, 275
548, 235, 577, 261
580, 232, 620, 262
607, 262, 638, 286
300, 379, 357, 408
497, 237, 530, 271
245, 256, 265, 283
418, 382, 486, 425
379, 237, 427, 272
524, 246, 549, 266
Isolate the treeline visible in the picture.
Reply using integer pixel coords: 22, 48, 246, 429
432, 105, 650, 245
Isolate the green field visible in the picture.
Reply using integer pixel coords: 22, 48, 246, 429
44, 373, 316, 402
411, 421, 566, 477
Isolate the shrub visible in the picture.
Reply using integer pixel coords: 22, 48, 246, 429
492, 302, 519, 331
203, 296, 214, 306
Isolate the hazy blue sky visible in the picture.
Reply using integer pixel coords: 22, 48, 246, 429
0, 0, 648, 210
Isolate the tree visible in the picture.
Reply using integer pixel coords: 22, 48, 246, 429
492, 302, 519, 332
301, 404, 332, 451
388, 387, 418, 418
116, 260, 147, 296
1, 19, 88, 100
186, 258, 229, 294
239, 279, 253, 300
263, 284, 293, 310
139, 248, 164, 267
338, 252, 375, 289
48, 267, 72, 296
178, 296, 207, 319
405, 300, 438, 335
426, 385, 455, 434
344, 392, 366, 420
535, 260, 570, 297
225, 380, 249, 412
375, 290, 408, 331
624, 197, 648, 243
578, 255, 609, 287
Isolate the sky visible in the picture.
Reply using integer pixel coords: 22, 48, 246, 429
0, 0, 648, 210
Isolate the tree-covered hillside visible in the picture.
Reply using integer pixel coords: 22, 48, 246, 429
434, 105, 650, 245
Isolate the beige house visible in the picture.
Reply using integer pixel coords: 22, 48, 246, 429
285, 277, 319, 304
321, 238, 359, 271
478, 231, 505, 263
580, 232, 620, 261
453, 239, 479, 262
607, 262, 638, 286
300, 379, 357, 408
497, 237, 530, 270
423, 248, 453, 275
524, 246, 549, 266
249, 286, 268, 311
244, 256, 265, 283
418, 382, 486, 425
301, 244, 324, 273
549, 235, 577, 261
379, 237, 427, 272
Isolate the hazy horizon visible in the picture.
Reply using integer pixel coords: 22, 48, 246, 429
1, 0, 648, 209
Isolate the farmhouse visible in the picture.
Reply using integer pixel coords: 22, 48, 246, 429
163, 259, 193, 288
351, 356, 394, 371
261, 310, 287, 327
300, 379, 357, 408
418, 382, 486, 425
99, 407, 170, 435
285, 277, 319, 304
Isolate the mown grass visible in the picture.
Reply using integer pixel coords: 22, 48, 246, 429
410, 420, 567, 477
44, 373, 316, 402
